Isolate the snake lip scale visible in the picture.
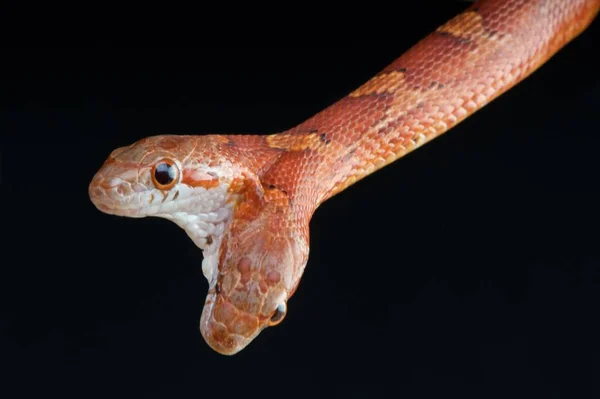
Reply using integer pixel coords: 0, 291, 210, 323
89, 0, 600, 355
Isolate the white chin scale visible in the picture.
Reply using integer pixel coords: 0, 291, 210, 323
154, 183, 235, 284
175, 207, 232, 284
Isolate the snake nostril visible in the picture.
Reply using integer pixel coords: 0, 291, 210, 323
113, 182, 135, 197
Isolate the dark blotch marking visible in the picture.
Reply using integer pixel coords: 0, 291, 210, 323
267, 183, 288, 196
417, 102, 425, 108
427, 81, 446, 90
319, 132, 332, 145
309, 128, 318, 133
398, 67, 407, 73
206, 236, 213, 245
173, 190, 180, 201
215, 282, 221, 294
485, 29, 505, 40
435, 30, 472, 44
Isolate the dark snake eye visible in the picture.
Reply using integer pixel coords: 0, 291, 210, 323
268, 302, 287, 326
151, 159, 179, 190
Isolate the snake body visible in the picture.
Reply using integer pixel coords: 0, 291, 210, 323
89, 0, 600, 355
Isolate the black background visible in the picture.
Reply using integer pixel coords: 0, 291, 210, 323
2, 2, 600, 397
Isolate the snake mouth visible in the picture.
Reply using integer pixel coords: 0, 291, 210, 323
91, 199, 143, 218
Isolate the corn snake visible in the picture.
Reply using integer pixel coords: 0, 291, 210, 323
89, 0, 600, 355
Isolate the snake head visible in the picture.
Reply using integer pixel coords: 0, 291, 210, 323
89, 134, 310, 355
199, 197, 310, 355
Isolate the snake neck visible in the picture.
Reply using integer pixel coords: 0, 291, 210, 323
259, 0, 600, 208
192, 0, 600, 232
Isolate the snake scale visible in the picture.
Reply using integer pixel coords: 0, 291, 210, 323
89, 0, 600, 355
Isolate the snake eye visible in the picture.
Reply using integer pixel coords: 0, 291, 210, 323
268, 302, 287, 326
151, 159, 179, 190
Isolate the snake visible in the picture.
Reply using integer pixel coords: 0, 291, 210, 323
89, 0, 600, 355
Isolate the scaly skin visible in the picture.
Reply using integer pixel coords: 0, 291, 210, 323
89, 0, 600, 355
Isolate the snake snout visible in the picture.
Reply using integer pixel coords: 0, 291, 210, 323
199, 292, 264, 356
88, 174, 142, 217
200, 315, 250, 356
